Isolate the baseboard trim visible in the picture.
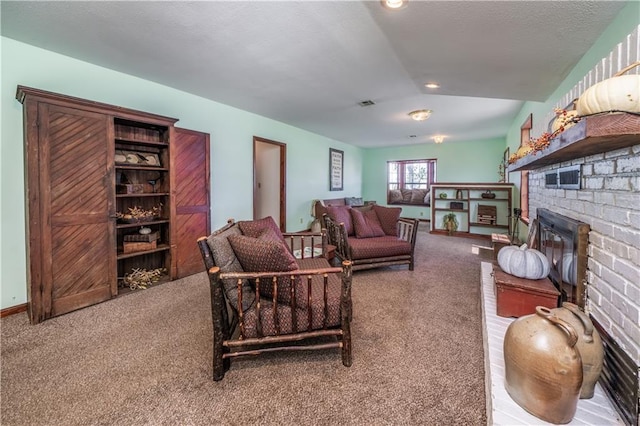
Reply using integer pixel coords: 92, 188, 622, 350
1, 303, 27, 318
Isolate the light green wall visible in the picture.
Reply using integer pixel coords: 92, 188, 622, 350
362, 138, 506, 218
0, 37, 363, 309
506, 1, 639, 236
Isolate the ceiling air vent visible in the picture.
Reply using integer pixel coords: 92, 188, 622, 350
358, 100, 375, 107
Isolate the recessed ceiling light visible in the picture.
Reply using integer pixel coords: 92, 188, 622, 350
433, 135, 445, 144
408, 109, 432, 121
381, 0, 408, 10
425, 83, 440, 89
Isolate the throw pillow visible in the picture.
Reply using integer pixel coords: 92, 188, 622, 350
325, 205, 354, 236
373, 205, 402, 236
228, 234, 306, 306
410, 189, 428, 204
206, 224, 254, 312
388, 189, 403, 204
345, 197, 363, 206
350, 208, 385, 238
206, 225, 243, 273
238, 216, 285, 243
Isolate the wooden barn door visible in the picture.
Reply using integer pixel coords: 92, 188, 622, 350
172, 128, 210, 278
27, 102, 116, 322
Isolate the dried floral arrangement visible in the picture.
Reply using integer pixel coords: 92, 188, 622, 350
116, 204, 163, 222
123, 267, 166, 290
508, 108, 582, 165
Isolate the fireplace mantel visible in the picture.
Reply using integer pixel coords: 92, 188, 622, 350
509, 112, 640, 172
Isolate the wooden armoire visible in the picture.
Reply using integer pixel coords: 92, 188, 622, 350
17, 86, 210, 324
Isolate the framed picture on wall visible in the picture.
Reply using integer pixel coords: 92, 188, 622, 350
329, 148, 344, 191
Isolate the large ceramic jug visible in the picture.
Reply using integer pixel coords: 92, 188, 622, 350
551, 302, 604, 399
504, 306, 583, 424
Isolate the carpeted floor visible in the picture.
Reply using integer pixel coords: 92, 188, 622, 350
1, 228, 494, 425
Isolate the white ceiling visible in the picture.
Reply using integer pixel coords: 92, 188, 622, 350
0, 1, 627, 148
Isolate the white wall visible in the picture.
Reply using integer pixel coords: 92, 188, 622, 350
0, 37, 363, 309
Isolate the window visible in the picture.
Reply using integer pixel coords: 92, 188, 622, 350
387, 159, 436, 205
520, 115, 532, 224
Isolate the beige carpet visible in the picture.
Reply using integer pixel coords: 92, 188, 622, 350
1, 228, 493, 425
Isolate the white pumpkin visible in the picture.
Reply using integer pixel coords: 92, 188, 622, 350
497, 244, 550, 280
561, 252, 575, 285
576, 62, 640, 115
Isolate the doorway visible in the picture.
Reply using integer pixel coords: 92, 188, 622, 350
253, 136, 286, 231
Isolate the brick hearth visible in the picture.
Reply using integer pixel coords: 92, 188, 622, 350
480, 262, 623, 425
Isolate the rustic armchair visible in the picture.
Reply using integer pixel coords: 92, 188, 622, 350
197, 217, 353, 381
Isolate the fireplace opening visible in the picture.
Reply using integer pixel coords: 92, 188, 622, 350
535, 208, 589, 308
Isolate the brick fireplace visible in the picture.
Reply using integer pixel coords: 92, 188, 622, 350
527, 143, 640, 425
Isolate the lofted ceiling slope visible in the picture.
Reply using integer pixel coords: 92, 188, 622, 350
0, 1, 627, 147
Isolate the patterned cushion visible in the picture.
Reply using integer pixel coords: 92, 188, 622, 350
239, 267, 342, 338
373, 205, 402, 236
206, 224, 254, 312
388, 189, 403, 204
349, 235, 413, 259
325, 205, 354, 236
238, 216, 285, 243
410, 189, 428, 204
228, 234, 307, 307
206, 225, 243, 273
345, 197, 363, 206
350, 208, 385, 238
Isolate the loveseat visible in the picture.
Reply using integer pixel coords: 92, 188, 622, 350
320, 204, 419, 271
197, 217, 353, 380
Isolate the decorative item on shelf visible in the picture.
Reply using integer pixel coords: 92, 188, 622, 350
122, 267, 166, 290
497, 243, 550, 280
442, 212, 458, 235
438, 192, 447, 199
550, 99, 579, 133
507, 104, 582, 165
116, 204, 163, 223
503, 306, 583, 424
550, 302, 604, 399
115, 150, 161, 167
455, 189, 463, 199
139, 226, 152, 235
481, 190, 496, 199
123, 240, 157, 254
147, 173, 162, 193
576, 61, 640, 115
124, 230, 159, 243
477, 204, 497, 225
116, 171, 144, 194
449, 201, 464, 210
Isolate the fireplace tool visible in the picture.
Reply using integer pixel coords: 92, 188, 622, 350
509, 208, 522, 244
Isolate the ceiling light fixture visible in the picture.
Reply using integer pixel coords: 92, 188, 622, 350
433, 135, 445, 144
408, 109, 432, 121
381, 0, 408, 10
425, 83, 440, 89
